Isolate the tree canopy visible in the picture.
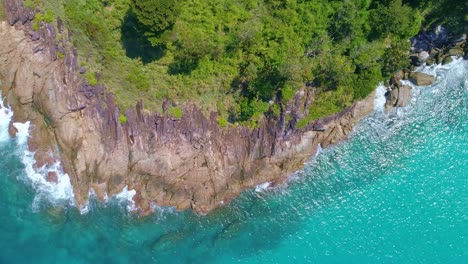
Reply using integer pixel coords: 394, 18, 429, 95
30, 0, 464, 126
131, 0, 179, 32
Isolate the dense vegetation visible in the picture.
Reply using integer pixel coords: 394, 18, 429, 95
20, 0, 466, 127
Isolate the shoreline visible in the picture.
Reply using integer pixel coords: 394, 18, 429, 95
0, 18, 375, 215
0, 1, 466, 216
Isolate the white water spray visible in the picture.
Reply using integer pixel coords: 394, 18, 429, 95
255, 182, 272, 192
0, 93, 13, 143
79, 189, 97, 215
0, 93, 75, 210
315, 144, 323, 158
373, 83, 387, 113
13, 121, 76, 210
114, 185, 137, 212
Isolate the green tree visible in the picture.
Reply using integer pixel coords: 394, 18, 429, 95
131, 0, 179, 32
370, 0, 422, 39
381, 37, 411, 77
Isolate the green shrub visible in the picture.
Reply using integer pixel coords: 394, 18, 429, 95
119, 113, 127, 124
296, 118, 309, 129
43, 9, 54, 23
32, 22, 40, 31
85, 72, 98, 86
218, 117, 228, 127
269, 104, 281, 118
296, 89, 351, 128
24, 0, 43, 9
168, 107, 183, 119
281, 85, 296, 104
33, 9, 54, 24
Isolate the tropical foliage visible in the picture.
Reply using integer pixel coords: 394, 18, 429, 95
20, 0, 464, 127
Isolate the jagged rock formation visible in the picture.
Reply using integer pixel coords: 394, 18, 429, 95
0, 1, 377, 214
0, 19, 376, 214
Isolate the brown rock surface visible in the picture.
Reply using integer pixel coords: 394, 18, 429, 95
47, 171, 58, 183
396, 85, 411, 107
442, 56, 453, 65
0, 3, 376, 214
409, 72, 436, 86
385, 85, 411, 111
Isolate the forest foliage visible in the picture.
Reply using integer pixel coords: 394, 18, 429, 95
21, 0, 466, 127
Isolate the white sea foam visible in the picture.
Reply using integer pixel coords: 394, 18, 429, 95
14, 121, 30, 145
0, 93, 13, 143
3, 92, 136, 213
14, 122, 76, 210
79, 201, 90, 215
1, 94, 77, 210
315, 144, 323, 158
255, 182, 272, 192
416, 59, 451, 78
151, 203, 176, 214
114, 186, 137, 212
150, 202, 177, 220
79, 189, 97, 215
414, 57, 464, 84
374, 83, 387, 113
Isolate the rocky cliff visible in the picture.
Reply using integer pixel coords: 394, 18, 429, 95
0, 0, 376, 214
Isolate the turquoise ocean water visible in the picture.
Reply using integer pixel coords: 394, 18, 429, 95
0, 60, 466, 263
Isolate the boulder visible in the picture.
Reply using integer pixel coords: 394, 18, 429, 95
409, 72, 435, 86
397, 85, 411, 107
28, 31, 40, 41
390, 70, 404, 87
442, 56, 453, 65
417, 51, 430, 63
426, 57, 435, 66
436, 52, 443, 64
429, 48, 439, 57
448, 48, 464, 57
385, 85, 412, 111
385, 88, 399, 111
410, 52, 429, 66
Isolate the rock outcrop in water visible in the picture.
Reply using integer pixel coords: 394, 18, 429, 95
385, 25, 467, 112
409, 72, 436, 86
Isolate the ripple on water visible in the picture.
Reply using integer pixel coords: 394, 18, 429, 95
0, 60, 466, 264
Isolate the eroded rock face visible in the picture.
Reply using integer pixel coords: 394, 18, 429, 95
0, 4, 376, 214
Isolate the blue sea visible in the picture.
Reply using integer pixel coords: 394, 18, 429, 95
0, 60, 466, 263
